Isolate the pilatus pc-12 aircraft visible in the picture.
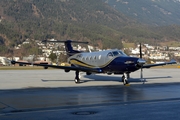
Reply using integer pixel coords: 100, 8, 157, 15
11, 40, 176, 85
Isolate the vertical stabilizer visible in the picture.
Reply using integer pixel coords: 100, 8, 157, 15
42, 40, 88, 56
64, 40, 80, 56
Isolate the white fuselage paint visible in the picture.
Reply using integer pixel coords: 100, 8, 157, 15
68, 49, 127, 68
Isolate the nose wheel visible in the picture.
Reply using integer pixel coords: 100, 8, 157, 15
122, 73, 129, 85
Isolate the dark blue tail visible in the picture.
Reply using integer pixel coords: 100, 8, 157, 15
64, 40, 81, 56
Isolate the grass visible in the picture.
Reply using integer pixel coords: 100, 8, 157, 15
123, 42, 135, 48
159, 41, 180, 47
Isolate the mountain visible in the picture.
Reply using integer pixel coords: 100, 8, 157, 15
0, 0, 180, 56
0, 0, 135, 53
104, 0, 180, 26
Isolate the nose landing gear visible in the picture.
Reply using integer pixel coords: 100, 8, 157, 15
122, 73, 130, 86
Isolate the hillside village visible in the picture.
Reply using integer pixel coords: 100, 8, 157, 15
0, 39, 180, 66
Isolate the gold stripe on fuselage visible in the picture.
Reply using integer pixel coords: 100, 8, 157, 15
69, 57, 118, 69
70, 59, 95, 68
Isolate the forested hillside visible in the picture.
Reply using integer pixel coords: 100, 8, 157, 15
0, 0, 131, 54
0, 0, 180, 56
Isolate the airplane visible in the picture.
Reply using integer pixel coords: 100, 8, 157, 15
11, 40, 177, 85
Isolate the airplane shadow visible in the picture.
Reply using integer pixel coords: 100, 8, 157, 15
41, 79, 89, 84
41, 79, 74, 82
41, 75, 172, 84
83, 75, 172, 83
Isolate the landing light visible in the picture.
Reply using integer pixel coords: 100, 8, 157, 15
137, 58, 146, 64
125, 61, 134, 64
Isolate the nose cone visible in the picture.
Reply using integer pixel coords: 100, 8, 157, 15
137, 58, 146, 65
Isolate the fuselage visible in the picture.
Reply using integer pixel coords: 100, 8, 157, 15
68, 49, 143, 74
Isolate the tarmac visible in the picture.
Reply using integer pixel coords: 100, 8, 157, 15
0, 68, 180, 120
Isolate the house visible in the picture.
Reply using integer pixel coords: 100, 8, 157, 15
0, 57, 10, 66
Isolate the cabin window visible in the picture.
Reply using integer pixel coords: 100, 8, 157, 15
94, 56, 97, 60
89, 56, 92, 60
82, 57, 85, 61
76, 54, 82, 59
107, 52, 113, 58
99, 55, 101, 59
86, 57, 89, 60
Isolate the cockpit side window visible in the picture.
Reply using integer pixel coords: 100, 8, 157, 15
107, 52, 114, 58
118, 50, 127, 56
112, 51, 119, 56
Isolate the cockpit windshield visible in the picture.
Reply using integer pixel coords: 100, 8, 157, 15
107, 50, 127, 58
118, 50, 127, 56
111, 50, 127, 56
112, 51, 119, 56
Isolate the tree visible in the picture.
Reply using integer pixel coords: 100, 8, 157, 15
48, 53, 57, 62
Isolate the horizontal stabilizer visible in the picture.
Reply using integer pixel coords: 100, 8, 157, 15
42, 40, 88, 44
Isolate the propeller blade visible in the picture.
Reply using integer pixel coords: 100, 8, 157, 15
139, 43, 143, 79
139, 43, 142, 59
141, 67, 143, 79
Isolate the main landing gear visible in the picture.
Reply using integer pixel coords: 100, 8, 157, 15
122, 73, 130, 86
74, 70, 80, 83
74, 70, 130, 85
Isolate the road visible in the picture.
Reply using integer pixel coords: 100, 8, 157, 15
0, 69, 180, 120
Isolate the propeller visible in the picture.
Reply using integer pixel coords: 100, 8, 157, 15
140, 43, 142, 59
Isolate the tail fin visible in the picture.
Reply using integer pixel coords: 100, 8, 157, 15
42, 40, 88, 56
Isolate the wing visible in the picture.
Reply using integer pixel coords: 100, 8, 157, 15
142, 59, 177, 68
11, 61, 102, 73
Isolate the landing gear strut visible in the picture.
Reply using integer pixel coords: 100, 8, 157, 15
74, 70, 80, 83
122, 73, 129, 85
